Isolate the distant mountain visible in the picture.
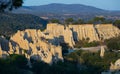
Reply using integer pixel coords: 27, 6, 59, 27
13, 3, 107, 14
12, 3, 120, 21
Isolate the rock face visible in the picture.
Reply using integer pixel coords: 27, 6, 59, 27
44, 23, 75, 47
95, 24, 120, 40
0, 36, 9, 57
0, 23, 120, 64
110, 59, 120, 71
69, 24, 100, 42
69, 24, 120, 41
9, 29, 63, 64
100, 46, 105, 57
45, 23, 120, 47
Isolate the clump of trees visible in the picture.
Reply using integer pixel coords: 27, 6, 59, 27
113, 20, 120, 28
50, 16, 115, 25
50, 18, 60, 24
105, 36, 120, 51
0, 50, 120, 74
65, 18, 74, 24
74, 38, 100, 48
0, 0, 23, 12
0, 54, 28, 74
65, 49, 120, 74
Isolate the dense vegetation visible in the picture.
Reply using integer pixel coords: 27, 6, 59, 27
50, 17, 120, 27
0, 13, 47, 37
0, 0, 23, 12
0, 49, 120, 74
65, 50, 120, 74
0, 54, 28, 74
74, 39, 100, 48
105, 36, 120, 51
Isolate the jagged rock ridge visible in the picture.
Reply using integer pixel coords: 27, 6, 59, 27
44, 23, 120, 46
0, 29, 63, 64
0, 23, 120, 64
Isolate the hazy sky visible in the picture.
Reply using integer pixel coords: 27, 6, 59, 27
23, 0, 120, 10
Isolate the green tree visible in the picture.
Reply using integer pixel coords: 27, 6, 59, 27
114, 20, 120, 25
65, 18, 74, 24
60, 43, 70, 55
50, 18, 60, 23
77, 19, 84, 24
94, 17, 105, 22
10, 54, 28, 68
114, 19, 120, 28
32, 61, 50, 74
0, 0, 23, 12
87, 16, 106, 24
73, 19, 85, 24
105, 36, 120, 50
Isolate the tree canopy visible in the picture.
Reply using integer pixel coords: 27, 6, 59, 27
0, 0, 23, 12
105, 36, 120, 51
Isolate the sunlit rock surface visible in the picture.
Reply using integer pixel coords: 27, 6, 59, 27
44, 23, 75, 47
0, 23, 120, 64
45, 23, 120, 47
110, 59, 120, 71
69, 24, 120, 41
9, 29, 63, 64
69, 24, 100, 41
95, 24, 120, 40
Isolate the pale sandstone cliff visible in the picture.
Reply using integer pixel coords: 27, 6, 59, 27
44, 23, 75, 47
69, 24, 100, 41
95, 24, 120, 40
0, 23, 120, 64
45, 23, 120, 47
9, 29, 63, 64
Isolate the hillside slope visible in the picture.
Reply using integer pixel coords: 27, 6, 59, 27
0, 13, 47, 36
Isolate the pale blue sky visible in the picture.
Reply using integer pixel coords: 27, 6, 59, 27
23, 0, 120, 10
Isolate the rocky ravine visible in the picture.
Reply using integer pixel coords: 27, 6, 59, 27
0, 23, 120, 64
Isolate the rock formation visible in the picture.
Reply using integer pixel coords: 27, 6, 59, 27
69, 24, 100, 42
110, 59, 120, 71
45, 23, 120, 47
0, 36, 9, 57
44, 23, 75, 47
100, 46, 105, 57
95, 24, 120, 40
0, 29, 63, 64
0, 23, 120, 64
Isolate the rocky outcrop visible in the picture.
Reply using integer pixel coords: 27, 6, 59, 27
0, 29, 63, 64
69, 24, 100, 41
100, 46, 105, 57
45, 23, 120, 47
69, 24, 120, 41
95, 24, 120, 40
110, 59, 120, 71
0, 36, 9, 57
44, 23, 75, 47
0, 23, 120, 64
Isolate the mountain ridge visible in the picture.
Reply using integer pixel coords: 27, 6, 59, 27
12, 3, 120, 20
13, 3, 108, 14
